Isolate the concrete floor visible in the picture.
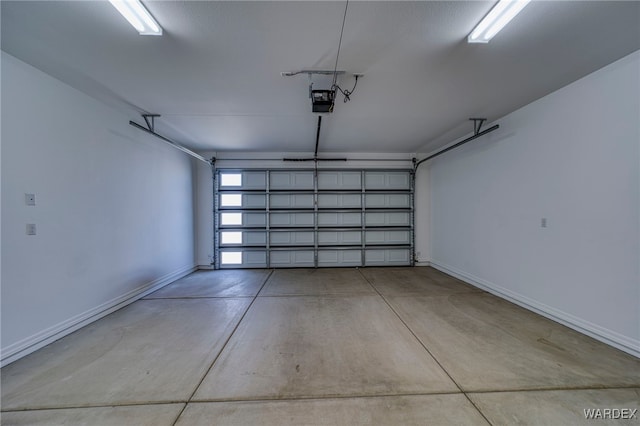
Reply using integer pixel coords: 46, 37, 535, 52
2, 267, 639, 425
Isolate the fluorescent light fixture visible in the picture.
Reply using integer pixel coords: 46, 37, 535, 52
109, 0, 162, 36
468, 0, 530, 43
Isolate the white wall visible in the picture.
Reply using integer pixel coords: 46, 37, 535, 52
195, 157, 214, 267
1, 53, 197, 365
414, 165, 430, 265
426, 51, 639, 357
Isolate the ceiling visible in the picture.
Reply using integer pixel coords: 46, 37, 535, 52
2, 1, 639, 155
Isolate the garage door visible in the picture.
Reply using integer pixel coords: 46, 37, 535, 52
214, 169, 414, 268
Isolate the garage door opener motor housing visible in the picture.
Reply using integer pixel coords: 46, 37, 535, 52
311, 89, 335, 113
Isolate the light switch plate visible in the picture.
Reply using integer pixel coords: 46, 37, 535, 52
25, 193, 36, 206
26, 224, 37, 235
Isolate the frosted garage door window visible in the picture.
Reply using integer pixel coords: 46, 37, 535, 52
221, 194, 242, 207
221, 212, 242, 225
221, 252, 242, 265
221, 231, 242, 244
220, 173, 242, 187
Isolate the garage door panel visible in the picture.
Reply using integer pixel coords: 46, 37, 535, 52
270, 212, 315, 227
365, 230, 411, 245
215, 169, 413, 268
243, 194, 268, 209
244, 213, 268, 227
365, 193, 411, 208
318, 250, 362, 267
365, 249, 411, 266
219, 250, 267, 268
270, 171, 314, 190
219, 212, 267, 228
318, 212, 362, 227
270, 250, 315, 267
365, 212, 411, 227
220, 230, 267, 246
318, 231, 362, 246
243, 231, 268, 246
317, 171, 361, 190
365, 171, 410, 190
219, 171, 266, 190
219, 194, 266, 209
244, 251, 268, 267
242, 172, 267, 189
317, 193, 361, 208
270, 231, 315, 246
270, 194, 314, 209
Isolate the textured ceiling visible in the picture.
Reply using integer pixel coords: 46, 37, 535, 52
2, 1, 639, 154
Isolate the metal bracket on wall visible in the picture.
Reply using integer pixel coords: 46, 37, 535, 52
281, 70, 347, 77
142, 114, 161, 132
470, 118, 487, 136
414, 118, 500, 170
129, 114, 210, 164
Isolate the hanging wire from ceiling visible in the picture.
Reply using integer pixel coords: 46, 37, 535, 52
335, 76, 358, 103
329, 0, 359, 109
331, 0, 349, 89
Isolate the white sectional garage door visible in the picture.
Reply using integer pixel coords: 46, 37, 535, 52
214, 169, 414, 268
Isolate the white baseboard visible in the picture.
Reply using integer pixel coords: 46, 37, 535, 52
430, 261, 640, 359
1, 264, 197, 367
